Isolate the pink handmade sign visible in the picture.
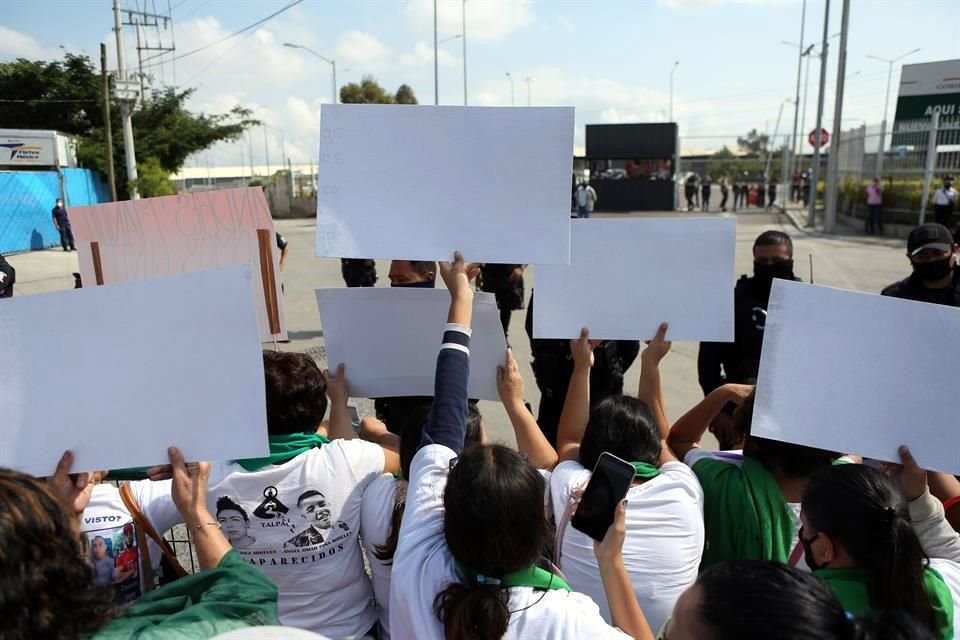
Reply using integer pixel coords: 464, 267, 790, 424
70, 188, 287, 341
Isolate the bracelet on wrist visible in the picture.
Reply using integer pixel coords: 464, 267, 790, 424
191, 522, 221, 535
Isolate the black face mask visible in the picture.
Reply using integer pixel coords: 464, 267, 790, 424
913, 258, 953, 282
799, 527, 829, 571
391, 280, 435, 289
754, 259, 795, 283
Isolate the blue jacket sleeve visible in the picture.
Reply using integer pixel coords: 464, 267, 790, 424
419, 323, 471, 454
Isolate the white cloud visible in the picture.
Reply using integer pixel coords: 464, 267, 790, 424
335, 31, 392, 68
0, 25, 60, 59
405, 0, 534, 43
400, 42, 458, 67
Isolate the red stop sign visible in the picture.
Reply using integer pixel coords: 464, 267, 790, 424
808, 128, 829, 148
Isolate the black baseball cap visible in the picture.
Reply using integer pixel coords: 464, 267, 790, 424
908, 223, 954, 256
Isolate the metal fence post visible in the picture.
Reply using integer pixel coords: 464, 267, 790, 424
919, 111, 940, 225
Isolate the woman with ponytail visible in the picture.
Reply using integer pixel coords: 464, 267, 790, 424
800, 448, 960, 639
390, 252, 652, 640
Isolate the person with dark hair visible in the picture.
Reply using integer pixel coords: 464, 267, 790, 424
931, 176, 957, 230
388, 259, 437, 288
479, 263, 527, 339
866, 177, 884, 235
217, 496, 257, 550
0, 448, 280, 638
684, 174, 698, 212
204, 351, 399, 636
669, 391, 838, 569
801, 450, 960, 639
881, 223, 960, 307
700, 175, 712, 212
525, 292, 640, 446
0, 252, 14, 298
663, 560, 937, 640
767, 177, 778, 209
340, 259, 378, 287
732, 179, 742, 211
719, 177, 729, 212
52, 198, 76, 251
698, 230, 799, 396
549, 324, 704, 631
391, 252, 651, 640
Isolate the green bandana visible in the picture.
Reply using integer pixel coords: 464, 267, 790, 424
456, 561, 572, 592
235, 432, 329, 472
631, 462, 661, 480
696, 456, 796, 568
816, 567, 954, 640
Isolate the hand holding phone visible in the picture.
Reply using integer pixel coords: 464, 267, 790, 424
571, 452, 634, 542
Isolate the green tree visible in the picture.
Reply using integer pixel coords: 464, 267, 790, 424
340, 75, 418, 104
737, 129, 770, 155
0, 54, 257, 198
130, 157, 176, 197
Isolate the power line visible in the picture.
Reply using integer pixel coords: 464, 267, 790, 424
140, 0, 304, 67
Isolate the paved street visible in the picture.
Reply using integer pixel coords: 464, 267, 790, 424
6, 210, 912, 450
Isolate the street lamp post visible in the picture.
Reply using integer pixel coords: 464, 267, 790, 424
505, 72, 515, 106
867, 48, 921, 177
524, 76, 535, 106
284, 43, 337, 104
669, 61, 679, 122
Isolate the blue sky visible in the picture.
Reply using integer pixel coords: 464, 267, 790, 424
2, 0, 958, 167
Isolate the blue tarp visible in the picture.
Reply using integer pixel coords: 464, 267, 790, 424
0, 168, 110, 254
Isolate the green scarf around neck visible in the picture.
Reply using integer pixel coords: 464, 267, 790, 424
699, 456, 796, 567
631, 462, 660, 480
235, 432, 329, 472
816, 567, 954, 640
456, 561, 572, 592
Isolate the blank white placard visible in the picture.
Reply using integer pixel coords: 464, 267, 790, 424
315, 288, 506, 401
315, 104, 574, 264
533, 217, 736, 340
0, 266, 269, 476
753, 279, 960, 474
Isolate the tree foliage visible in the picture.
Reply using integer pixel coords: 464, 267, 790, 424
339, 75, 418, 105
737, 128, 770, 155
131, 157, 176, 198
0, 54, 257, 198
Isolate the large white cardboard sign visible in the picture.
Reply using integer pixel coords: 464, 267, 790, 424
533, 217, 736, 340
315, 287, 506, 401
70, 188, 287, 342
0, 266, 269, 476
315, 104, 574, 264
753, 279, 960, 474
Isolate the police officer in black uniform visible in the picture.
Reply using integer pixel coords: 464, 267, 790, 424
0, 253, 14, 299
881, 223, 960, 307
525, 292, 640, 446
340, 259, 377, 287
478, 263, 526, 340
698, 231, 799, 393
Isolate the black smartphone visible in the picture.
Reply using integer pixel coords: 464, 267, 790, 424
570, 452, 635, 542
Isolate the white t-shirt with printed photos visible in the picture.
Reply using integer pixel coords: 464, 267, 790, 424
207, 439, 385, 637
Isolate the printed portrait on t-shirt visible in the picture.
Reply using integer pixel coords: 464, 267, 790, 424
285, 490, 333, 548
216, 496, 258, 550
85, 521, 142, 605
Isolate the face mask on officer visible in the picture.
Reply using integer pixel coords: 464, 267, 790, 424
912, 256, 953, 282
753, 259, 795, 284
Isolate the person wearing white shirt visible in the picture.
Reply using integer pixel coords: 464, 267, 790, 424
551, 324, 704, 633
390, 253, 653, 640
205, 351, 400, 637
932, 176, 957, 230
576, 182, 598, 218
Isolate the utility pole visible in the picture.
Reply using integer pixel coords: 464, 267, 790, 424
807, 0, 830, 227
114, 0, 139, 199
433, 0, 439, 105
462, 0, 468, 105
788, 0, 806, 188
505, 72, 515, 106
263, 125, 271, 177
669, 61, 679, 122
134, 19, 145, 99
823, 0, 850, 234
524, 76, 535, 106
100, 43, 117, 202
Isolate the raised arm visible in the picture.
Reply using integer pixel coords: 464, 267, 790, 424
323, 363, 355, 441
595, 501, 655, 640
556, 328, 600, 463
668, 384, 754, 460
418, 252, 480, 455
497, 348, 558, 469
896, 446, 960, 562
637, 323, 675, 464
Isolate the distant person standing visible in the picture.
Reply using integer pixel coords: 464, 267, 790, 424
0, 253, 14, 298
731, 179, 741, 211
51, 198, 75, 252
684, 174, 698, 211
801, 170, 812, 207
931, 175, 957, 232
719, 177, 729, 212
701, 175, 712, 212
865, 177, 884, 235
791, 171, 801, 202
576, 181, 598, 218
767, 178, 777, 210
